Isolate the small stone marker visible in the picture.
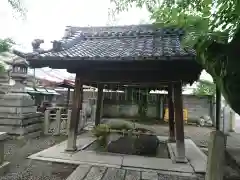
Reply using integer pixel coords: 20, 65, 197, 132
205, 131, 225, 180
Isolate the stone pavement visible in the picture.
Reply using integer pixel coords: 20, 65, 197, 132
29, 134, 207, 174
66, 164, 202, 180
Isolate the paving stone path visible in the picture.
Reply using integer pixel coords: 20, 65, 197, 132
67, 164, 203, 180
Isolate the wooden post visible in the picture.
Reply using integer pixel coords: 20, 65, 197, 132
174, 81, 186, 162
66, 87, 70, 109
156, 95, 161, 120
95, 84, 104, 126
216, 85, 221, 130
205, 131, 225, 180
168, 83, 175, 142
54, 109, 61, 135
67, 109, 72, 135
66, 74, 83, 151
44, 109, 50, 135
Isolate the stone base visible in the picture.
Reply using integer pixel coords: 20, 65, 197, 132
175, 157, 188, 163
0, 161, 10, 175
14, 130, 42, 140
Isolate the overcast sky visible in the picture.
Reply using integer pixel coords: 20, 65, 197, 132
0, 0, 213, 82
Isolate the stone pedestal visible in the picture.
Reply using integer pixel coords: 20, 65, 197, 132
0, 132, 10, 175
0, 57, 43, 139
0, 92, 43, 138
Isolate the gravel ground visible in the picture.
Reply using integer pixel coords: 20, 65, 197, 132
0, 119, 239, 180
0, 135, 77, 180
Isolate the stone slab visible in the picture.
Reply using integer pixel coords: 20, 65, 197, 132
0, 106, 37, 114
0, 123, 42, 135
84, 166, 106, 180
122, 155, 194, 173
123, 166, 197, 178
102, 167, 125, 180
0, 98, 34, 107
29, 136, 96, 158
141, 171, 158, 180
69, 151, 123, 167
16, 130, 42, 140
0, 117, 43, 126
0, 112, 43, 120
66, 164, 91, 180
168, 139, 207, 173
125, 170, 140, 180
0, 132, 7, 141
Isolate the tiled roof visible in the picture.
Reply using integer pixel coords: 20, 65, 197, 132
16, 24, 196, 61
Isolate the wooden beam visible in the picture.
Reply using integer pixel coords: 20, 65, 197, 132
95, 84, 104, 126
75, 70, 198, 84
168, 83, 175, 142
66, 74, 83, 151
174, 81, 186, 162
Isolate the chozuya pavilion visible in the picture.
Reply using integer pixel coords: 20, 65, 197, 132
13, 24, 202, 163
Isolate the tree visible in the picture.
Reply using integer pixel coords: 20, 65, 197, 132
110, 0, 240, 115
0, 38, 15, 72
7, 0, 26, 17
0, 0, 25, 72
193, 80, 216, 96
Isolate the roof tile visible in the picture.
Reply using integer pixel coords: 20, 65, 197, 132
19, 24, 196, 61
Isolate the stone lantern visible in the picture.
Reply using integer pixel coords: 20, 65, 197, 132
11, 57, 28, 83
0, 55, 43, 138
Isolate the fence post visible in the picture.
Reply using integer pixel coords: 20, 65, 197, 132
67, 109, 72, 136
54, 109, 62, 135
44, 109, 50, 135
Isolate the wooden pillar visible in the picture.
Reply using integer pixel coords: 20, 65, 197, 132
66, 87, 70, 109
174, 81, 186, 162
216, 85, 221, 130
66, 74, 83, 151
168, 83, 175, 142
95, 84, 104, 126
